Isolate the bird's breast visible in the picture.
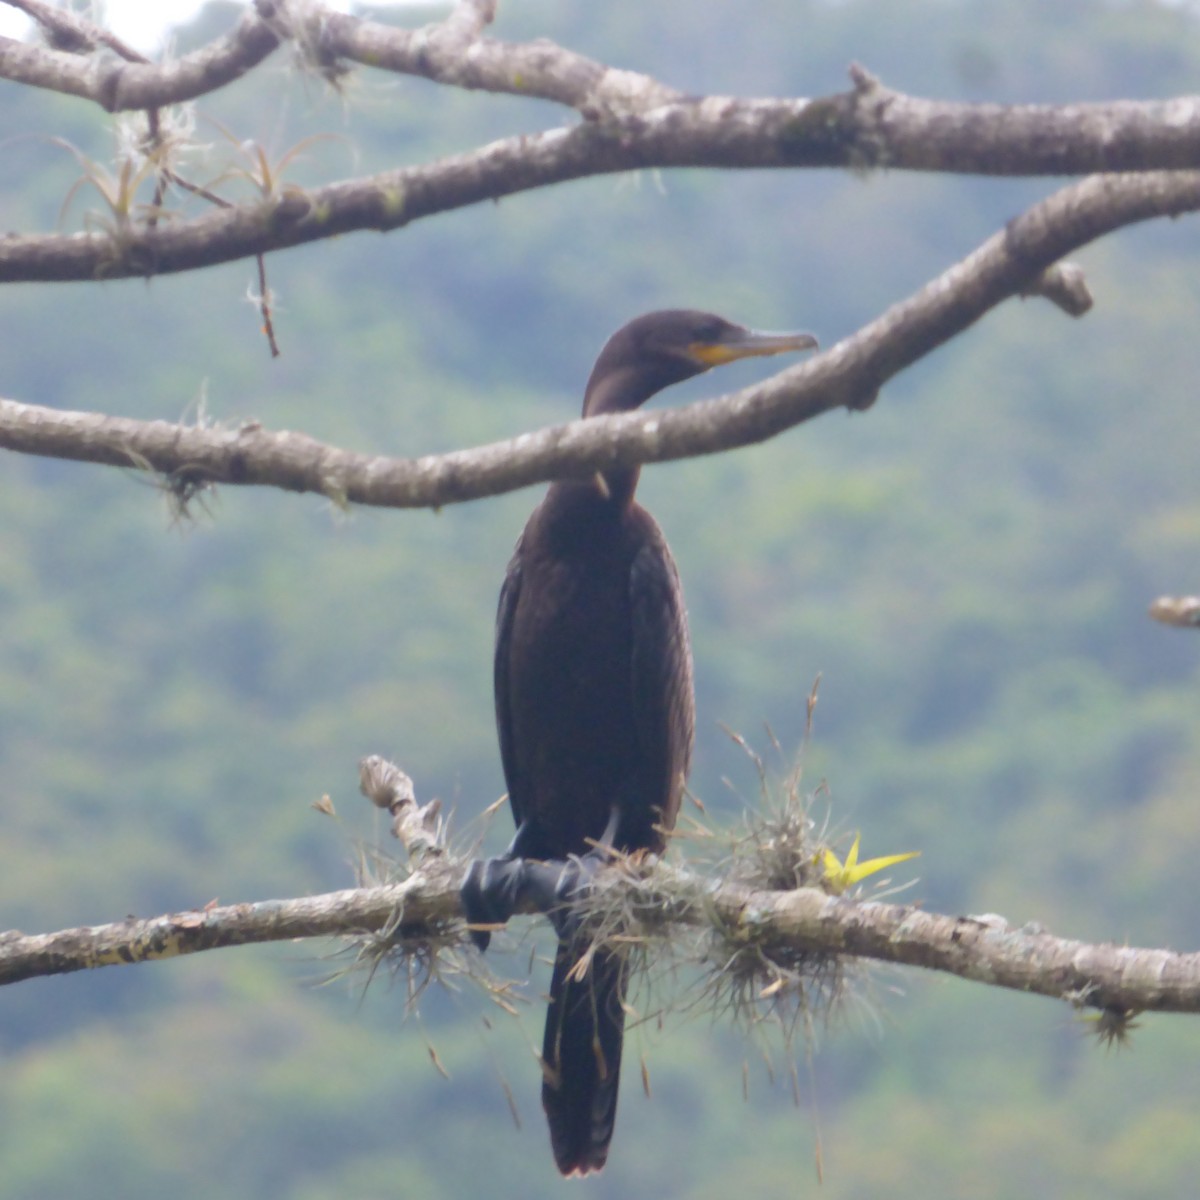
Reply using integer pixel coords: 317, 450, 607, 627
503, 522, 644, 850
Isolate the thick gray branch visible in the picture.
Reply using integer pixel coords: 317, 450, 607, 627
0, 171, 1194, 505
312, 3, 683, 116
4, 98, 1200, 287
1, 855, 1196, 1017
4, 0, 149, 61
6, 0, 1200, 179
0, 880, 427, 985
0, 10, 279, 109
3, 756, 1186, 1040
1150, 595, 1200, 628
5, 5, 1200, 286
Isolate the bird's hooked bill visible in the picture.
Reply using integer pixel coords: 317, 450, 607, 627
687, 326, 818, 368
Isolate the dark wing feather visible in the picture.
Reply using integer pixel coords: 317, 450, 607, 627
629, 531, 695, 846
493, 537, 525, 832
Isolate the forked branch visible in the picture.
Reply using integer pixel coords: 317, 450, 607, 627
0, 170, 1193, 507
6, 0, 1200, 284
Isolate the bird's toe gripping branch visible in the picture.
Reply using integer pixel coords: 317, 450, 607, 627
461, 855, 527, 951
460, 851, 609, 951
545, 850, 608, 945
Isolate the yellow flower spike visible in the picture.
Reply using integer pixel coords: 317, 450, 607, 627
820, 833, 920, 894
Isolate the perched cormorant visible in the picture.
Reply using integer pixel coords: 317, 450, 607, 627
464, 310, 818, 1176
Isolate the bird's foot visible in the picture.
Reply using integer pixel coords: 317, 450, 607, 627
461, 847, 612, 950
461, 855, 529, 952
542, 807, 621, 944
545, 849, 608, 945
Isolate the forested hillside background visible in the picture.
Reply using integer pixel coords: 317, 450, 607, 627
3, 1, 1200, 1196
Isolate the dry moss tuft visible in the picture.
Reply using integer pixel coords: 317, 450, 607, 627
339, 731, 901, 1074
696, 803, 849, 1046
1082, 1004, 1141, 1050
310, 841, 467, 1009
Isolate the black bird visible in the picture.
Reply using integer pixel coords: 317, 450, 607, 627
465, 310, 817, 1176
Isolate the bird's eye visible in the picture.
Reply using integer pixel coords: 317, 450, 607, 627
693, 320, 724, 344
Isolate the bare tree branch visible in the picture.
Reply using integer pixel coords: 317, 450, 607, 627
6, 0, 1200, 179
838, 63, 1200, 175
3, 756, 1195, 1021
2, 822, 1197, 1018
0, 880, 423, 987
313, 1, 683, 115
6, 0, 1200, 287
5, 0, 150, 61
1150, 595, 1200, 628
0, 8, 280, 110
0, 169, 1194, 506
6, 88, 1200, 286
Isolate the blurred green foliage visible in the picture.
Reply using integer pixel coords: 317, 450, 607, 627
1, 0, 1199, 1195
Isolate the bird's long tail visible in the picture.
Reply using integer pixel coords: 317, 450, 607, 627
541, 940, 627, 1176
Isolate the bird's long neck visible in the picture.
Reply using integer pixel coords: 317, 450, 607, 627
581, 365, 667, 509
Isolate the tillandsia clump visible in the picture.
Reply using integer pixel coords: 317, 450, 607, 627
684, 726, 918, 1046
698, 775, 848, 1041
339, 838, 471, 1012
1079, 1002, 1141, 1050
313, 758, 471, 1011
330, 750, 921, 1066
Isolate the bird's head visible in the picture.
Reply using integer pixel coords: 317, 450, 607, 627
583, 309, 818, 417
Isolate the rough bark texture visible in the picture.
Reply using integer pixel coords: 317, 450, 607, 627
0, 0, 1196, 1034
2, 852, 1196, 1016
5, 3, 1200, 284
2, 171, 1196, 508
